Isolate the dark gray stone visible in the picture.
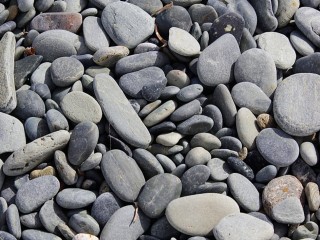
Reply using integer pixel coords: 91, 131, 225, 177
149, 121, 176, 135
69, 212, 100, 236
68, 121, 99, 166
291, 158, 317, 186
45, 109, 69, 132
101, 150, 145, 202
56, 188, 96, 209
133, 149, 164, 179
176, 84, 203, 102
15, 176, 60, 214
100, 205, 151, 240
30, 83, 51, 100
138, 173, 182, 218
197, 34, 241, 86
249, 0, 278, 31
177, 115, 213, 135
220, 136, 242, 152
240, 28, 257, 53
227, 157, 254, 180
195, 182, 228, 194
181, 165, 210, 195
156, 154, 176, 173
294, 53, 320, 75
150, 216, 180, 239
188, 4, 217, 25
202, 105, 223, 133
21, 230, 61, 240
127, 0, 163, 15
255, 165, 278, 183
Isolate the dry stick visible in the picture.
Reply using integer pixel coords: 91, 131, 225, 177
151, 1, 173, 17
155, 24, 168, 48
130, 202, 139, 225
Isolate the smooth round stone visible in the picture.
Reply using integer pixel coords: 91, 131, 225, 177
197, 34, 241, 86
227, 157, 254, 181
68, 121, 99, 166
168, 27, 200, 57
22, 230, 62, 240
176, 84, 203, 102
185, 147, 211, 167
166, 193, 240, 236
101, 1, 154, 49
149, 121, 176, 135
73, 234, 99, 240
45, 109, 69, 132
115, 51, 170, 76
57, 223, 76, 240
6, 204, 21, 239
17, 0, 34, 12
155, 6, 192, 38
220, 136, 242, 152
64, 0, 86, 12
195, 182, 228, 194
305, 182, 320, 212
294, 53, 320, 75
138, 173, 182, 218
156, 132, 183, 147
234, 48, 277, 97
91, 192, 122, 226
231, 82, 272, 115
213, 213, 274, 240
273, 73, 320, 136
212, 84, 237, 127
170, 100, 201, 122
156, 154, 176, 173
291, 158, 317, 186
51, 57, 84, 87
56, 189, 96, 209
60, 91, 102, 124
127, 0, 162, 14
166, 70, 190, 88
100, 205, 151, 240
13, 90, 45, 120
207, 158, 233, 181
202, 105, 223, 133
119, 67, 167, 100
240, 28, 257, 52
15, 176, 60, 214
83, 16, 110, 52
209, 12, 245, 44
31, 62, 54, 90
249, 0, 277, 31
69, 212, 100, 236
20, 212, 42, 229
295, 7, 320, 48
34, 0, 54, 12
290, 30, 315, 56
236, 108, 259, 150
30, 83, 51, 100
134, 42, 160, 54
190, 133, 221, 151
80, 152, 102, 171
292, 221, 319, 240
256, 128, 299, 167
39, 200, 68, 234
150, 216, 180, 239
188, 4, 217, 25
276, 0, 299, 28
300, 142, 319, 166
0, 113, 25, 154
181, 165, 210, 196
93, 46, 129, 67
228, 173, 261, 212
177, 115, 213, 135
255, 165, 278, 183
101, 150, 145, 202
143, 100, 177, 127
257, 32, 296, 70
263, 175, 304, 224
54, 150, 78, 185
48, 0, 67, 12
133, 148, 164, 179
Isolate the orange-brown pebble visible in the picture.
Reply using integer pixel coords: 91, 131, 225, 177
30, 166, 56, 179
256, 113, 276, 129
238, 147, 248, 160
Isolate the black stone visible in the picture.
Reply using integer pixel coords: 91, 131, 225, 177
181, 165, 210, 196
227, 157, 255, 181
149, 121, 176, 135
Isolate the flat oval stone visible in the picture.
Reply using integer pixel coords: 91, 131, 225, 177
176, 84, 203, 102
119, 67, 167, 100
30, 12, 82, 33
20, 212, 42, 229
249, 0, 277, 31
56, 188, 96, 209
203, 105, 223, 133
207, 158, 232, 181
127, 0, 163, 14
100, 205, 151, 240
67, 122, 99, 166
236, 107, 260, 150
0, 231, 16, 240
213, 213, 274, 240
83, 16, 110, 52
300, 142, 319, 166
185, 147, 211, 167
91, 192, 122, 226
93, 46, 129, 67
220, 136, 242, 152
15, 176, 60, 214
231, 82, 272, 115
156, 154, 176, 173
156, 132, 183, 147
101, 1, 154, 49
94, 74, 151, 148
115, 51, 170, 76
234, 48, 277, 97
69, 212, 100, 236
191, 133, 221, 151
138, 173, 182, 218
256, 128, 299, 167
295, 7, 320, 48
290, 30, 316, 56
197, 34, 241, 86
181, 165, 210, 196
0, 113, 25, 154
6, 204, 21, 239
101, 150, 145, 202
273, 73, 320, 136
257, 32, 296, 70
168, 27, 200, 57
51, 57, 84, 87
227, 157, 254, 180
54, 150, 78, 185
45, 109, 69, 132
3, 130, 70, 176
305, 182, 320, 212
143, 100, 177, 127
133, 148, 164, 179
262, 175, 304, 224
294, 52, 320, 75
177, 115, 213, 135
255, 165, 278, 183
170, 100, 200, 122
166, 70, 190, 88
165, 193, 240, 236
22, 230, 62, 240
228, 173, 261, 212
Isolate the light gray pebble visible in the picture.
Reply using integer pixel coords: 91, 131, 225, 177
134, 43, 160, 55
255, 165, 278, 183
6, 204, 21, 239
290, 30, 315, 56
185, 147, 211, 167
190, 133, 221, 151
69, 212, 100, 236
64, 0, 87, 12
45, 109, 69, 132
56, 188, 96, 209
80, 153, 102, 171
93, 46, 129, 67
177, 84, 203, 102
24, 117, 50, 141
0, 197, 7, 228
20, 212, 42, 229
166, 70, 190, 88
22, 229, 62, 240
220, 136, 242, 152
156, 154, 176, 173
300, 142, 319, 166
207, 158, 233, 181
17, 0, 34, 12
13, 174, 29, 190
54, 150, 78, 185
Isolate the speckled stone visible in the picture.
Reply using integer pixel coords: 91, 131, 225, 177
143, 100, 177, 127
93, 46, 129, 67
305, 182, 320, 212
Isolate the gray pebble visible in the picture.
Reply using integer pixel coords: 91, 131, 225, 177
150, 216, 180, 239
240, 28, 257, 53
6, 204, 21, 239
48, 0, 67, 12
177, 115, 213, 135
30, 83, 51, 100
24, 117, 50, 141
54, 150, 78, 185
290, 30, 315, 56
207, 158, 233, 181
134, 43, 160, 55
21, 229, 61, 240
255, 165, 278, 183
0, 197, 7, 228
69, 212, 100, 236
188, 4, 217, 25
35, 0, 54, 12
80, 152, 102, 171
202, 105, 223, 134
211, 148, 239, 159
249, 0, 278, 31
0, 231, 17, 240
15, 176, 60, 214
30, 62, 55, 90
93, 46, 129, 67
20, 212, 42, 229
156, 154, 176, 173
300, 142, 319, 166
185, 147, 211, 167
294, 53, 320, 75
181, 165, 210, 196
190, 132, 221, 151
220, 136, 242, 152
17, 0, 34, 12
64, 0, 86, 12
56, 188, 96, 209
166, 70, 190, 88
45, 109, 69, 132
143, 100, 177, 127
177, 84, 203, 102
133, 149, 164, 179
